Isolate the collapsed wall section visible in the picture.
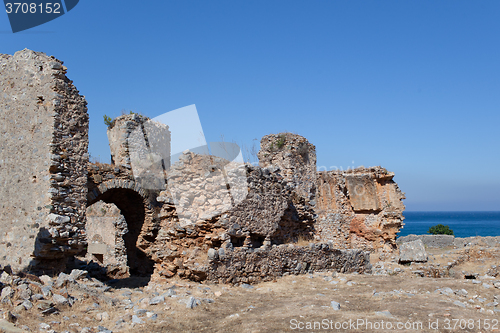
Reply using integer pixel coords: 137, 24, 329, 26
150, 161, 318, 282
0, 49, 88, 271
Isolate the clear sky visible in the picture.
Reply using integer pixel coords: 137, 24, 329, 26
2, 1, 499, 211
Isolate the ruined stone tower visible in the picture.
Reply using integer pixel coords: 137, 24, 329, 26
0, 50, 89, 271
107, 114, 171, 190
258, 133, 317, 204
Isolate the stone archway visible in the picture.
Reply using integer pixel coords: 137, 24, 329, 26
87, 180, 156, 276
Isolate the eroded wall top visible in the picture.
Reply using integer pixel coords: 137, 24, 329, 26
258, 133, 317, 204
107, 114, 170, 191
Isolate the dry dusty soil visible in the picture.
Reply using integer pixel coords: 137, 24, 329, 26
1, 242, 499, 333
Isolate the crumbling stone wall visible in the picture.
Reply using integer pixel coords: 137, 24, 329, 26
149, 162, 319, 282
150, 162, 288, 281
0, 49, 402, 282
164, 151, 247, 227
258, 133, 317, 204
0, 49, 88, 271
87, 163, 160, 276
142, 135, 403, 283
257, 134, 404, 252
316, 167, 405, 252
315, 172, 353, 249
206, 245, 371, 284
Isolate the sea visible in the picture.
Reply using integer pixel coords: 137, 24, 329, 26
397, 211, 500, 238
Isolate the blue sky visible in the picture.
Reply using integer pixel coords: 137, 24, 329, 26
2, 1, 499, 211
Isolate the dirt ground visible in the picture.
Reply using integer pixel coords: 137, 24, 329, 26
3, 243, 500, 333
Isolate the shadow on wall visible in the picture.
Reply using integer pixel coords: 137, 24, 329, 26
88, 188, 155, 277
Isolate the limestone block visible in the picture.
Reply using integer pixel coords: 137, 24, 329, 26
399, 239, 428, 263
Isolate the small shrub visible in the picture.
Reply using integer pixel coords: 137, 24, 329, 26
285, 233, 313, 246
103, 115, 113, 127
428, 224, 454, 235
296, 142, 308, 155
275, 134, 286, 149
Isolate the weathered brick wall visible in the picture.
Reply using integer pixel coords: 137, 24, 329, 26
0, 49, 88, 271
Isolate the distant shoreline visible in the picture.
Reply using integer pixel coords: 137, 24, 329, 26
398, 211, 500, 238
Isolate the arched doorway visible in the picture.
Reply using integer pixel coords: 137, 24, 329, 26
88, 187, 155, 277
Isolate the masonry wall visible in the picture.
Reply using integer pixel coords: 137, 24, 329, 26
206, 246, 372, 284
148, 135, 405, 283
0, 49, 88, 271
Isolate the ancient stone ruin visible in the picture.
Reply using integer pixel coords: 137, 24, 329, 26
0, 49, 88, 272
0, 49, 406, 284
